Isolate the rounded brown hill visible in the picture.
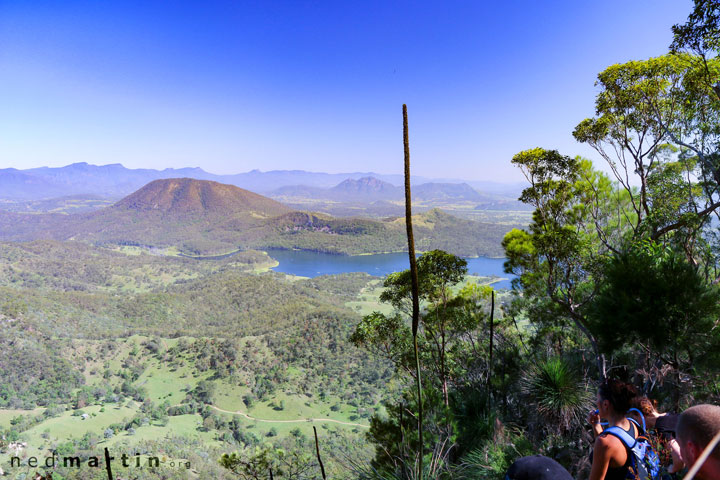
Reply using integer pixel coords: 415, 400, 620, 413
113, 178, 291, 217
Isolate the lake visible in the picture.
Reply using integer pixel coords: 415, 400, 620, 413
267, 249, 514, 289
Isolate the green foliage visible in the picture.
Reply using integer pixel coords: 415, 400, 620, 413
0, 203, 518, 258
189, 380, 216, 405
490, 7, 720, 476
352, 249, 530, 476
573, 53, 720, 251
0, 240, 273, 292
520, 357, 591, 434
457, 427, 534, 480
350, 312, 412, 368
671, 0, 720, 60
0, 242, 388, 474
0, 326, 84, 408
379, 249, 468, 311
589, 243, 720, 400
220, 443, 317, 479
503, 148, 612, 373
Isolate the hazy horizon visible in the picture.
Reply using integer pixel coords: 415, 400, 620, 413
7, 160, 529, 186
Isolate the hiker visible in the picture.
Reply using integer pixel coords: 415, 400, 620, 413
631, 396, 683, 475
587, 379, 646, 480
675, 404, 720, 480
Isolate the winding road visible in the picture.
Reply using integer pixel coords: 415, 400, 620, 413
209, 405, 369, 428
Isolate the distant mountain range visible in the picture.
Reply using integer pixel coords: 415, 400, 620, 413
269, 176, 530, 213
273, 177, 402, 202
0, 162, 527, 202
273, 176, 496, 202
0, 178, 522, 257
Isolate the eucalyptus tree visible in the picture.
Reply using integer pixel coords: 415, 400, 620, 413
671, 0, 720, 100
502, 148, 627, 376
351, 250, 481, 408
573, 54, 720, 267
350, 250, 499, 471
536, 16, 720, 395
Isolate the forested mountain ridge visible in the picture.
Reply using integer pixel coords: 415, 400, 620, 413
0, 178, 519, 256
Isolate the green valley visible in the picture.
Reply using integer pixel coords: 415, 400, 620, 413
0, 240, 402, 478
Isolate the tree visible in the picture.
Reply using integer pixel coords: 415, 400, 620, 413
352, 250, 476, 407
588, 241, 720, 407
351, 250, 507, 473
220, 444, 316, 480
202, 416, 216, 432
671, 0, 720, 100
190, 380, 215, 405
573, 54, 720, 265
502, 149, 616, 376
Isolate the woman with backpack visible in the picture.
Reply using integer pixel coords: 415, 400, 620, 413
631, 396, 684, 476
587, 379, 656, 480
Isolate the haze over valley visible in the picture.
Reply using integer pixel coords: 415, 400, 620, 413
0, 164, 528, 257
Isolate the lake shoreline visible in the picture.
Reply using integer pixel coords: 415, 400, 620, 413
264, 248, 515, 289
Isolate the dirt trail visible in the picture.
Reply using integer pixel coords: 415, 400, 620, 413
209, 405, 369, 428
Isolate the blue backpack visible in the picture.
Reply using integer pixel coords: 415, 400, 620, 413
603, 410, 661, 480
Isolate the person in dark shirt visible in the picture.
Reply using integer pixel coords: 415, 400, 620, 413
655, 413, 680, 439
505, 455, 572, 480
632, 396, 683, 474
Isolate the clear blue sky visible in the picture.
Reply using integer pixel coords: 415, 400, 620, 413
0, 0, 692, 182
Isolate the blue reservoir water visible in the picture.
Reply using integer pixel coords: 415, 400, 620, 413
267, 249, 514, 289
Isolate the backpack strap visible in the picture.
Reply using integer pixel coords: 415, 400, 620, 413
627, 408, 647, 432
627, 416, 644, 434
604, 426, 638, 449
603, 426, 640, 475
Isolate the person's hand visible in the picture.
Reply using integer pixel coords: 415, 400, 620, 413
667, 438, 684, 474
587, 409, 600, 426
587, 410, 603, 437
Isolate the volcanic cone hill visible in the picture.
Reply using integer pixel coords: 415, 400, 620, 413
72, 178, 292, 253
112, 178, 290, 217
0, 179, 290, 253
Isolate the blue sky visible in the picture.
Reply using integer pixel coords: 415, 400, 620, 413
0, 1, 692, 182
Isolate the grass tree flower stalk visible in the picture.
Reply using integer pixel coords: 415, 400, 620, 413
403, 104, 423, 478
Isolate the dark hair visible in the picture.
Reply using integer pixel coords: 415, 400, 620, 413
598, 379, 637, 414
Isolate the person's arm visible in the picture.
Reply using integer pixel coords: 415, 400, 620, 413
589, 436, 612, 480
667, 438, 684, 474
